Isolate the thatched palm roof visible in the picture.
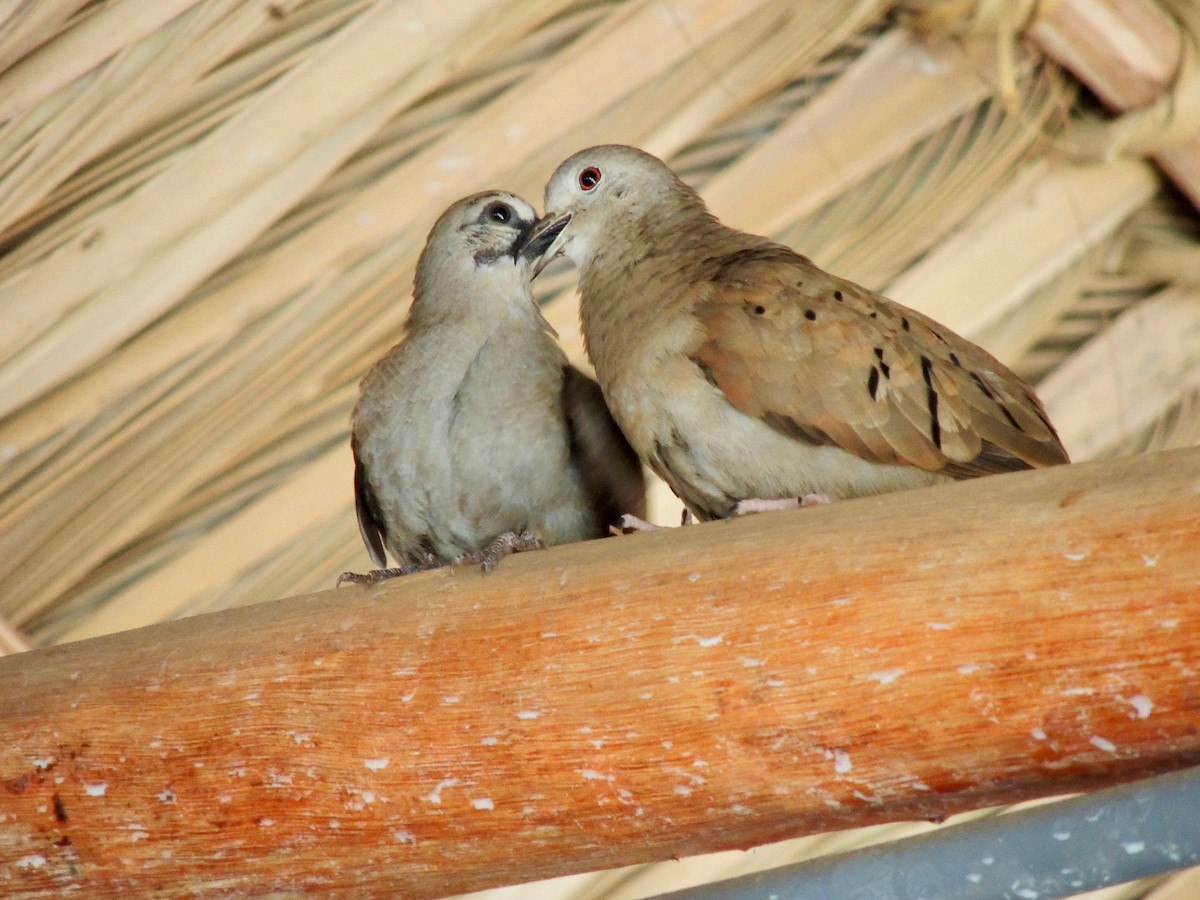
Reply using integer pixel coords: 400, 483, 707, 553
1, 1, 1198, 895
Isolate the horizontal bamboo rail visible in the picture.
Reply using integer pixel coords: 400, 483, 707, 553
2, 446, 1199, 898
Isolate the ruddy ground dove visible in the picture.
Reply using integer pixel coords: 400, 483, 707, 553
340, 190, 646, 582
527, 145, 1068, 522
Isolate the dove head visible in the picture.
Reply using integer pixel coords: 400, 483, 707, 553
419, 191, 542, 274
412, 191, 563, 321
526, 145, 708, 277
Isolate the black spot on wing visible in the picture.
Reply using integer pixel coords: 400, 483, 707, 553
999, 403, 1023, 433
921, 356, 941, 450
867, 366, 880, 400
970, 371, 996, 401
873, 347, 890, 378
972, 372, 1026, 434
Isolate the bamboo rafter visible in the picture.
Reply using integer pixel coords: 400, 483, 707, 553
903, 0, 1200, 209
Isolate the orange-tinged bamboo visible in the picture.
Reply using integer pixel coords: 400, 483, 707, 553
2, 446, 1198, 898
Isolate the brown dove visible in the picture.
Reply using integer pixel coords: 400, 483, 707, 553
526, 145, 1068, 522
339, 190, 646, 583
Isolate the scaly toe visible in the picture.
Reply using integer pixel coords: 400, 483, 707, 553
337, 556, 443, 586
337, 566, 408, 586
456, 532, 545, 572
615, 514, 663, 534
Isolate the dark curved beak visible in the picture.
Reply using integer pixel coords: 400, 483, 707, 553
518, 213, 572, 277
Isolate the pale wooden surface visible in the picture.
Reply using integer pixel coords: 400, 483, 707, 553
2, 446, 1198, 898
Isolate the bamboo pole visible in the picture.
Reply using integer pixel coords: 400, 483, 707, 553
1027, 0, 1200, 209
2, 447, 1198, 898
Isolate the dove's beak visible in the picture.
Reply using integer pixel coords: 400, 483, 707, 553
519, 213, 572, 278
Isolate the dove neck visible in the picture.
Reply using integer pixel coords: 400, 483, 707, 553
380, 271, 559, 415
407, 254, 544, 342
579, 193, 720, 287
577, 199, 732, 388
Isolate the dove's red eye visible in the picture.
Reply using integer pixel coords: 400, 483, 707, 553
578, 167, 602, 191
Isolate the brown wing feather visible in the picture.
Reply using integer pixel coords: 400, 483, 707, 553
560, 364, 647, 528
351, 433, 388, 567
691, 244, 1068, 477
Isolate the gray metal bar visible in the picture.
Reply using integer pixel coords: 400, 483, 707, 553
653, 767, 1200, 900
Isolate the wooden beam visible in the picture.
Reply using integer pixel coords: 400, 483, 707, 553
2, 447, 1199, 898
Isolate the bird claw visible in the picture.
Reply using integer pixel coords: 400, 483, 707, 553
610, 508, 696, 535
733, 494, 831, 516
336, 553, 442, 586
454, 531, 544, 573
337, 564, 425, 586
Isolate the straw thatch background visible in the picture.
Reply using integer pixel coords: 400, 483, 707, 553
1, 0, 1198, 896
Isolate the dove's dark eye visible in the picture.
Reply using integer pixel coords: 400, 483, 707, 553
485, 202, 512, 223
579, 167, 602, 191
